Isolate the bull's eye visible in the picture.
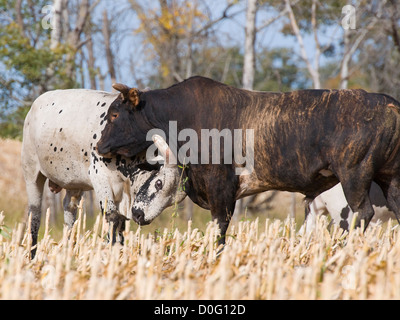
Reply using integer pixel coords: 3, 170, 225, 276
155, 179, 163, 191
111, 113, 119, 122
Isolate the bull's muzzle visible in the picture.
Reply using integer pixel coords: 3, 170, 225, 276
96, 142, 116, 158
131, 208, 150, 226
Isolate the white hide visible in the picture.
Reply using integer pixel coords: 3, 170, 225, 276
22, 89, 152, 247
131, 135, 187, 224
303, 182, 395, 233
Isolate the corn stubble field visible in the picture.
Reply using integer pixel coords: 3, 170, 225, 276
1, 208, 400, 300
1, 138, 400, 300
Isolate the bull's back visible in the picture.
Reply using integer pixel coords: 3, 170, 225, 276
22, 89, 118, 188
244, 89, 400, 195
162, 80, 400, 196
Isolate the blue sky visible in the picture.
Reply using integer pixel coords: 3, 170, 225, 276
68, 0, 346, 90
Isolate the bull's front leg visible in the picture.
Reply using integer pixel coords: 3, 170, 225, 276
206, 168, 238, 247
100, 199, 127, 245
91, 177, 127, 245
212, 207, 234, 247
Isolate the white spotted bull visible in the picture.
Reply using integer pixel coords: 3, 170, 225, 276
131, 135, 187, 224
22, 89, 154, 257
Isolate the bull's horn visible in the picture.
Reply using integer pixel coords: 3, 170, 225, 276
112, 83, 141, 107
112, 83, 130, 96
152, 134, 177, 167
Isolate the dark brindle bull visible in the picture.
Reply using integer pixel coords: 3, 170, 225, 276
97, 76, 400, 245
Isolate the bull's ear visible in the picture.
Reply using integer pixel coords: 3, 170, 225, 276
128, 88, 141, 107
112, 83, 141, 108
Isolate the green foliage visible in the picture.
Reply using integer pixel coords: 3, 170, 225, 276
193, 45, 307, 91
279, 0, 349, 36
1, 0, 398, 139
0, 23, 73, 88
254, 47, 310, 91
0, 1, 77, 138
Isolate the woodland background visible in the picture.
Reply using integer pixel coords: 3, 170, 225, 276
1, 1, 400, 300
1, 0, 400, 138
0, 0, 399, 228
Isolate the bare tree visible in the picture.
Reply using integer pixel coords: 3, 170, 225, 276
85, 27, 97, 90
242, 0, 257, 90
129, 0, 241, 86
242, 0, 290, 89
102, 9, 116, 85
355, 0, 400, 99
340, 0, 386, 89
64, 0, 91, 79
285, 0, 321, 89
50, 0, 65, 49
15, 0, 26, 37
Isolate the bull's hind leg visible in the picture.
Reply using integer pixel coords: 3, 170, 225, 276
63, 190, 84, 229
25, 172, 46, 258
375, 178, 400, 224
338, 174, 375, 231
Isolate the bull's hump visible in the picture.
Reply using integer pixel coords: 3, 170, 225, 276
32, 90, 117, 125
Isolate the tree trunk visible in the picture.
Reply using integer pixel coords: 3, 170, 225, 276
85, 27, 97, 90
15, 0, 26, 37
285, 0, 321, 89
65, 0, 90, 80
242, 0, 257, 90
340, 28, 351, 89
339, 1, 384, 89
50, 0, 64, 50
234, 0, 258, 219
102, 9, 116, 86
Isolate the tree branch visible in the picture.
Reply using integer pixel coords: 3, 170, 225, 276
285, 0, 320, 88
340, 0, 386, 88
102, 9, 116, 85
311, 0, 321, 86
255, 1, 300, 33
15, 0, 26, 37
193, 3, 244, 38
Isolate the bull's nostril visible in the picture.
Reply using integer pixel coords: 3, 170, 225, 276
96, 141, 111, 156
131, 208, 145, 224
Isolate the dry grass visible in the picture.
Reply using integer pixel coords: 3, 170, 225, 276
2, 138, 400, 300
1, 207, 400, 300
0, 139, 25, 198
0, 139, 27, 220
